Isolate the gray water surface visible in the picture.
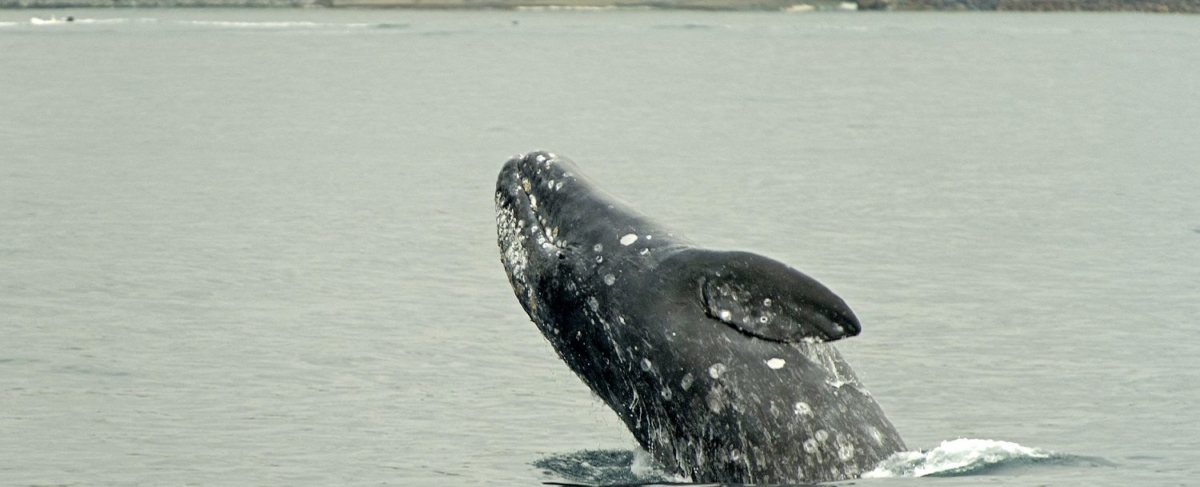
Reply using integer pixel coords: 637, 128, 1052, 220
2, 9, 1198, 487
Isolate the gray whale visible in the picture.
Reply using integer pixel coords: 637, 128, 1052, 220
495, 151, 905, 484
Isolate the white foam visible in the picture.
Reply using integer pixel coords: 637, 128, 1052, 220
863, 438, 1053, 478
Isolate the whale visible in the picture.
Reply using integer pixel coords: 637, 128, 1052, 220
495, 151, 905, 484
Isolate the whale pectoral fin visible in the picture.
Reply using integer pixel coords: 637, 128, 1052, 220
700, 270, 861, 343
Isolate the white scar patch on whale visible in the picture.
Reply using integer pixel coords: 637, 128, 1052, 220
766, 358, 786, 369
708, 363, 727, 379
620, 233, 638, 246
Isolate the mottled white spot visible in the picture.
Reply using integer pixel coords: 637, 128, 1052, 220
730, 450, 741, 461
708, 363, 727, 379
680, 373, 694, 390
718, 310, 732, 321
521, 178, 531, 192
639, 248, 650, 256
554, 181, 563, 191
660, 387, 672, 400
593, 243, 603, 252
838, 443, 856, 461
867, 426, 883, 444
646, 235, 652, 240
707, 391, 725, 413
802, 438, 818, 453
794, 402, 812, 416
587, 296, 599, 312
535, 154, 547, 163
641, 358, 652, 371
604, 274, 616, 286
766, 358, 786, 369
763, 298, 772, 306
595, 255, 604, 264
815, 430, 829, 442
620, 234, 638, 246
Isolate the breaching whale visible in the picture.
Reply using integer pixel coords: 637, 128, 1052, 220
495, 151, 905, 484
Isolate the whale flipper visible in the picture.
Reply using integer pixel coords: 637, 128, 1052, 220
692, 250, 862, 343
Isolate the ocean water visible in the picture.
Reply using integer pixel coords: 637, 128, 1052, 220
2, 8, 1198, 487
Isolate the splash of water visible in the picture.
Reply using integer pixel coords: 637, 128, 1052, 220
533, 448, 682, 485
863, 438, 1057, 478
536, 439, 1105, 485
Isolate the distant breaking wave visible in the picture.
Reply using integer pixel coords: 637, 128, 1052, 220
10, 17, 410, 30
534, 439, 1109, 486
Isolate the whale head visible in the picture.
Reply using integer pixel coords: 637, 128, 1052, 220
496, 151, 860, 344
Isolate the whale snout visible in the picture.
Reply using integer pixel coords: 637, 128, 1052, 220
499, 152, 577, 197
496, 152, 584, 225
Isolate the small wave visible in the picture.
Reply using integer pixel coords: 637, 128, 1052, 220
652, 23, 728, 30
75, 18, 157, 25
22, 17, 156, 27
863, 438, 1103, 478
180, 20, 327, 29
173, 20, 406, 30
369, 22, 410, 29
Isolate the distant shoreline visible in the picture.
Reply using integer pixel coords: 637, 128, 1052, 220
4, 0, 1198, 12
